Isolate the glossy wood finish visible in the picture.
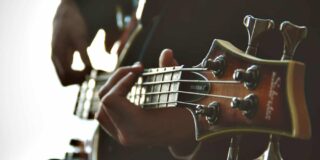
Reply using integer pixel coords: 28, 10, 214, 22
194, 39, 310, 141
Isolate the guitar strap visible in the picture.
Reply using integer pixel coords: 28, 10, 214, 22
137, 0, 171, 62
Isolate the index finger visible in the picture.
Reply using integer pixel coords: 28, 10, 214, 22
159, 49, 179, 67
98, 63, 143, 99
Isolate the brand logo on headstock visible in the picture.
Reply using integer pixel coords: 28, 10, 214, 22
189, 84, 208, 91
265, 72, 281, 120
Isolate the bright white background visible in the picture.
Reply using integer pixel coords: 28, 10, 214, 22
0, 0, 106, 159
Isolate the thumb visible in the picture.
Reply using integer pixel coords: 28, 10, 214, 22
159, 49, 179, 67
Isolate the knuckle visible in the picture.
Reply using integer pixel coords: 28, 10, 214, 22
114, 66, 132, 75
98, 92, 103, 100
115, 67, 126, 75
118, 132, 138, 146
98, 87, 106, 99
101, 94, 114, 107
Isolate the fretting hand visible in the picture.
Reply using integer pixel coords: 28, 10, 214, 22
96, 49, 197, 150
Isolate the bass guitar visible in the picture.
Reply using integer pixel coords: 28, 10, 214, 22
70, 15, 311, 160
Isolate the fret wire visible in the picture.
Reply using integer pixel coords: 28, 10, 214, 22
139, 86, 146, 106
157, 67, 165, 107
136, 77, 143, 105
131, 85, 137, 103
166, 67, 174, 107
169, 67, 181, 108
149, 69, 157, 106
156, 68, 164, 107
140, 90, 234, 100
158, 67, 173, 108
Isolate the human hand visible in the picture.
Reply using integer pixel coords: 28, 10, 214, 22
51, 0, 92, 86
96, 49, 196, 147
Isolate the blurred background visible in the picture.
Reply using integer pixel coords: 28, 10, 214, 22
0, 0, 113, 159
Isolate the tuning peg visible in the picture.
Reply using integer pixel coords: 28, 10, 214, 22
203, 55, 226, 76
230, 94, 258, 119
195, 102, 220, 125
243, 15, 275, 56
227, 135, 242, 160
280, 21, 307, 60
255, 135, 283, 160
233, 65, 260, 89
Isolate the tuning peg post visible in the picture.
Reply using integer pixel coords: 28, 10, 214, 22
243, 15, 275, 56
280, 21, 307, 60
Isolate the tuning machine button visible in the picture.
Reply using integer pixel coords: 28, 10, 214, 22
231, 94, 258, 119
243, 15, 275, 56
280, 21, 307, 60
196, 102, 220, 125
233, 65, 259, 89
203, 55, 226, 77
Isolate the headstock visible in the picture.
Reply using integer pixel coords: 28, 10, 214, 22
191, 16, 311, 141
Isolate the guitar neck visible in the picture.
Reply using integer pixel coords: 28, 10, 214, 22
75, 65, 209, 119
128, 66, 182, 108
128, 66, 211, 109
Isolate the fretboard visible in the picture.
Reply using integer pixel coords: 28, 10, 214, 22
127, 66, 183, 108
75, 66, 208, 119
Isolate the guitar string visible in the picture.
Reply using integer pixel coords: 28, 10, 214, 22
91, 73, 240, 87
130, 82, 242, 106
83, 88, 237, 106
134, 79, 240, 86
141, 67, 207, 76
81, 88, 232, 108
79, 96, 224, 109
77, 98, 204, 107
86, 68, 209, 81
128, 90, 235, 100
140, 100, 202, 107
84, 68, 240, 107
